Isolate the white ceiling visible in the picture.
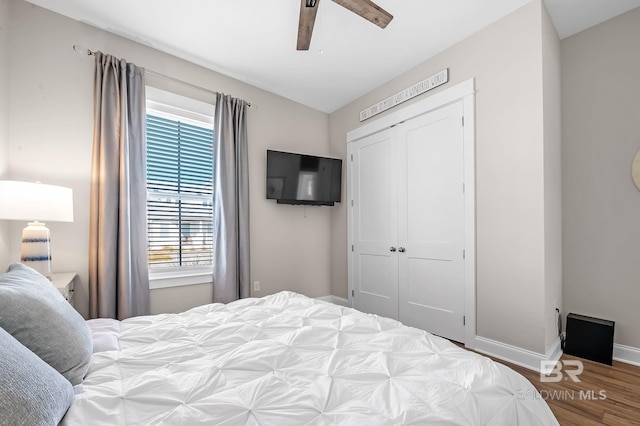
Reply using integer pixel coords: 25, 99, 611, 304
24, 0, 640, 113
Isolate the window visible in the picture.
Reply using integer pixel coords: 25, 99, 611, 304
145, 87, 215, 288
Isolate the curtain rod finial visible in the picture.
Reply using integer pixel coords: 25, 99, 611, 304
73, 44, 92, 56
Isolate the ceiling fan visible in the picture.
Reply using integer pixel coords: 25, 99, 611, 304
297, 0, 393, 50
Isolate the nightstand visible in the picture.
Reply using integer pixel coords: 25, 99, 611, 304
50, 272, 77, 307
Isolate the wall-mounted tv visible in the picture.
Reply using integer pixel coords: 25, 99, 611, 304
266, 150, 342, 206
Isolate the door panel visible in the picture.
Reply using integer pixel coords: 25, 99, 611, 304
349, 100, 468, 343
351, 127, 398, 319
398, 101, 466, 342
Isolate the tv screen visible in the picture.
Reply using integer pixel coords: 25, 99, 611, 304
266, 150, 342, 206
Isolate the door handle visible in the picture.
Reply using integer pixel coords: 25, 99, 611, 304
398, 247, 406, 253
390, 247, 397, 252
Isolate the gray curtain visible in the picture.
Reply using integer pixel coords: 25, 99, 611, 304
89, 52, 150, 320
212, 93, 250, 303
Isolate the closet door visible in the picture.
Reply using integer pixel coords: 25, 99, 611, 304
398, 101, 466, 342
351, 127, 399, 319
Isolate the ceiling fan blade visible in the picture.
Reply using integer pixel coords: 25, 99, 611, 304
331, 0, 393, 29
297, 0, 320, 51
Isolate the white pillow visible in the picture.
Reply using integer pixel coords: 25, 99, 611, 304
87, 318, 121, 352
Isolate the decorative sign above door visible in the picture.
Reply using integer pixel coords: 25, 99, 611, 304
359, 68, 449, 122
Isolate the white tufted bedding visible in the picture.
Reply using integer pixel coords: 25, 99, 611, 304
62, 291, 558, 425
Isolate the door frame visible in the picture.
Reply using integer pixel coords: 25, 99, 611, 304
346, 78, 476, 349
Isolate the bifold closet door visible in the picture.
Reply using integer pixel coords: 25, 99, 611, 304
397, 101, 466, 343
351, 127, 399, 320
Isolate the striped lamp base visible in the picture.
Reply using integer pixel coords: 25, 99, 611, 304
20, 221, 52, 279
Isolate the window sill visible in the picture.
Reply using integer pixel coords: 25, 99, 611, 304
149, 270, 213, 290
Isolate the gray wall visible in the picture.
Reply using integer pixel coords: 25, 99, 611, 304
330, 0, 562, 355
562, 6, 640, 349
6, 0, 333, 317
541, 0, 563, 352
0, 0, 10, 267
8, 0, 637, 357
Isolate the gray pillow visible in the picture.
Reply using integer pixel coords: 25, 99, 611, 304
0, 326, 74, 426
0, 263, 92, 385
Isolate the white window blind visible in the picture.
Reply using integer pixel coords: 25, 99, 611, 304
146, 113, 214, 271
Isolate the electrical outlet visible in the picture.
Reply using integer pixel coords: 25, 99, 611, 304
253, 281, 260, 292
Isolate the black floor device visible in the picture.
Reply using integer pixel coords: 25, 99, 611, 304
564, 313, 615, 365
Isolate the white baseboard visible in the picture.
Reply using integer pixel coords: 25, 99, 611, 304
315, 295, 350, 307
475, 336, 640, 370
545, 335, 564, 370
474, 336, 563, 373
614, 344, 640, 367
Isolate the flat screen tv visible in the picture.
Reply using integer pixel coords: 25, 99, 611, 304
266, 150, 342, 206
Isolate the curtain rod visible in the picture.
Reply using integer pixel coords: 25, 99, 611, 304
73, 44, 253, 107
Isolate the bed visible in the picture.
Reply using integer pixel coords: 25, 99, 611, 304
0, 264, 559, 425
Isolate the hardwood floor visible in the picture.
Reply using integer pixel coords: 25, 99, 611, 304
489, 353, 640, 425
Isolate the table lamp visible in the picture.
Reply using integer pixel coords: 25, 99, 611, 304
0, 180, 74, 279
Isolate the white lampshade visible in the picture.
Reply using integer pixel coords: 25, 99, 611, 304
0, 180, 74, 222
0, 181, 74, 279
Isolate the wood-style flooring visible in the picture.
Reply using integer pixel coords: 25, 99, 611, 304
489, 353, 640, 425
